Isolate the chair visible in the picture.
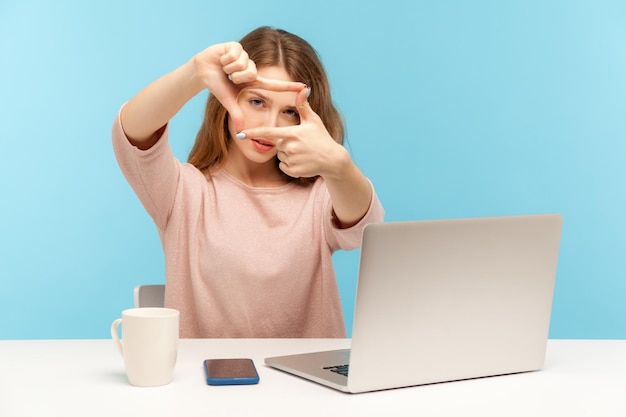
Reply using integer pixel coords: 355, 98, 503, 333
134, 284, 165, 308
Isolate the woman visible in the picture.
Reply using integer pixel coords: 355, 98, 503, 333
112, 26, 384, 338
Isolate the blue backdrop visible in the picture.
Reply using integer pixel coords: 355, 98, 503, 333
1, 0, 624, 339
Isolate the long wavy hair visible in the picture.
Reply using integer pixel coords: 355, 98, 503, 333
187, 26, 344, 185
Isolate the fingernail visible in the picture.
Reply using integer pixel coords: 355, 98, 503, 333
236, 132, 246, 140
306, 87, 311, 99
228, 74, 233, 81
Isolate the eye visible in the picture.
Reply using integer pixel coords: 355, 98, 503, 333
284, 108, 300, 120
249, 98, 264, 107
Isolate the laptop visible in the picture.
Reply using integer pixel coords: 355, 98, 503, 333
265, 214, 562, 393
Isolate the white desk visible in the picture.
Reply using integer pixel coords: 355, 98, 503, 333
0, 339, 624, 416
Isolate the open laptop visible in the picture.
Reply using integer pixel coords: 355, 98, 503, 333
265, 214, 562, 393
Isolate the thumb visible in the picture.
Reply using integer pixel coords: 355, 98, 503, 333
229, 106, 245, 134
296, 87, 313, 121
220, 97, 245, 133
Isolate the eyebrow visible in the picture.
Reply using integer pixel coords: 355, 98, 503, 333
246, 89, 272, 103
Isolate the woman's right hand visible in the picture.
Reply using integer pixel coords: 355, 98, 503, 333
121, 41, 306, 148
192, 42, 306, 133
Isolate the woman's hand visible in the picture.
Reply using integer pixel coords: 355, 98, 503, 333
236, 86, 373, 228
193, 42, 306, 133
237, 87, 349, 180
120, 41, 304, 149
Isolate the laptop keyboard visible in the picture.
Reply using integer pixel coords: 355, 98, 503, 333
323, 364, 349, 377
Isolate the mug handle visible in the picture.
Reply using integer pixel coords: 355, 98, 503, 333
111, 318, 123, 356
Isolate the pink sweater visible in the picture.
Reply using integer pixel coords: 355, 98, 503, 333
112, 112, 384, 338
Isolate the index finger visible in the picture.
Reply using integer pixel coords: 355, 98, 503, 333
237, 125, 294, 143
245, 75, 307, 93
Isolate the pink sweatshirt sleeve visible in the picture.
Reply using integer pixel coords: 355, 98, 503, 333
111, 109, 180, 231
324, 181, 385, 251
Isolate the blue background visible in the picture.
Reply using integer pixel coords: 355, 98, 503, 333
1, 0, 624, 339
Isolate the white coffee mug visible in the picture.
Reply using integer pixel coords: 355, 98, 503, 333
111, 308, 180, 387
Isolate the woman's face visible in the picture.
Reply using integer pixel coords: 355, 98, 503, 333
227, 66, 301, 166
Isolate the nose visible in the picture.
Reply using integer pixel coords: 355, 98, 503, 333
263, 111, 281, 128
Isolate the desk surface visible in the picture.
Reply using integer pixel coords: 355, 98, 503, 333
1, 338, 625, 416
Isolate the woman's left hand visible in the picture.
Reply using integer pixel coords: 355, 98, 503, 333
238, 87, 349, 179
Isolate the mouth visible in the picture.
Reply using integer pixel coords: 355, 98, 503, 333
252, 138, 273, 146
251, 138, 274, 152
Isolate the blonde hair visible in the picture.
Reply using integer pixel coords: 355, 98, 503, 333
187, 26, 344, 185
